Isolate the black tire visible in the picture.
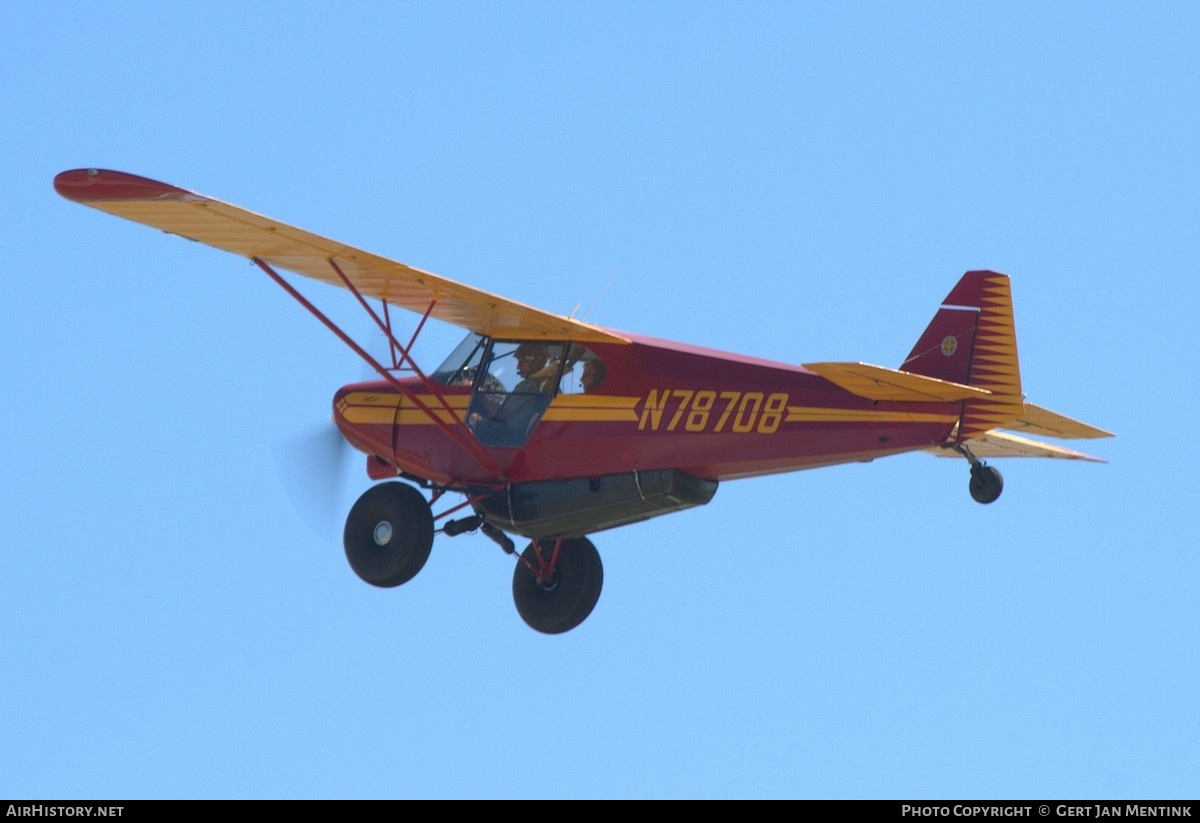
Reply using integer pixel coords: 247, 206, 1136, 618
969, 464, 1004, 505
512, 537, 603, 634
343, 482, 434, 587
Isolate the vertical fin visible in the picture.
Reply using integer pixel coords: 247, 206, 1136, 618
902, 271, 1024, 440
901, 300, 978, 385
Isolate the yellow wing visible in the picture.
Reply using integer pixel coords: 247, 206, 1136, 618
54, 168, 628, 346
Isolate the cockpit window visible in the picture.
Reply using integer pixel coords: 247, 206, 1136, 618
433, 335, 609, 445
466, 339, 568, 446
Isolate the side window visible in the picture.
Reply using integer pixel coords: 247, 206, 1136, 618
559, 345, 607, 394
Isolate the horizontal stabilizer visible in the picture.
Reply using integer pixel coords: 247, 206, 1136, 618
924, 430, 1107, 462
1009, 403, 1114, 440
803, 361, 992, 403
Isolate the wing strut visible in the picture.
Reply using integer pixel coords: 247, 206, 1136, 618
328, 258, 422, 371
252, 257, 507, 480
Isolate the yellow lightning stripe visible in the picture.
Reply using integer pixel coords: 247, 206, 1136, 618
338, 392, 469, 426
339, 392, 471, 408
542, 408, 641, 422
785, 407, 957, 424
543, 394, 640, 423
339, 392, 642, 426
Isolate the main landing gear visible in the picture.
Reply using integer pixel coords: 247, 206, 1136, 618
512, 537, 604, 635
342, 483, 605, 633
343, 482, 434, 587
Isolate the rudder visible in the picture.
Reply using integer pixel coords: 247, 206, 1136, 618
901, 271, 1024, 440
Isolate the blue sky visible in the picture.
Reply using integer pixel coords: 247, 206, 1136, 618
3, 2, 1196, 799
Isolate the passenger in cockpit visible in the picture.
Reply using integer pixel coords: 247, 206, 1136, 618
581, 357, 606, 393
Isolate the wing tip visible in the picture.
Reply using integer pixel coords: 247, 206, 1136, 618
54, 168, 190, 203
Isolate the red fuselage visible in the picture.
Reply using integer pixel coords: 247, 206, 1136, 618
333, 332, 960, 490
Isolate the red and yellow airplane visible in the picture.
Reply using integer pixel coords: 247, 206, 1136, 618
55, 168, 1112, 634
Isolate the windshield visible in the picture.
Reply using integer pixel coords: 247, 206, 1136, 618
430, 332, 488, 386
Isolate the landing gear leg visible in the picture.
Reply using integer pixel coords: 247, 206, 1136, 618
343, 482, 434, 587
512, 537, 604, 634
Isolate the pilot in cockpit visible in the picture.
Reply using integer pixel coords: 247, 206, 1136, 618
469, 342, 556, 444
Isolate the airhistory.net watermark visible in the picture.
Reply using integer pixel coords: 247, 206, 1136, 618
6, 807, 123, 817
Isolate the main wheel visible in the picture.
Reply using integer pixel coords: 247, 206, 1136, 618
969, 464, 1004, 505
343, 482, 434, 587
512, 537, 603, 634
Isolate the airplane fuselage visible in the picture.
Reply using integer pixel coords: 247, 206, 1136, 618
333, 331, 961, 489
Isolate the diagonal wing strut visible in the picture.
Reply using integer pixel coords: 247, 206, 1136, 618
253, 257, 507, 481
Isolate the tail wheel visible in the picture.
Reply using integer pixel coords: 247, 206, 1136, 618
343, 482, 434, 587
512, 537, 603, 634
969, 464, 1004, 505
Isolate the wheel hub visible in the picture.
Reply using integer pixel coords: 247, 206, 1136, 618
373, 520, 394, 546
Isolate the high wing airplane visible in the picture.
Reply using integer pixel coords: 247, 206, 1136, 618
54, 168, 1112, 634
